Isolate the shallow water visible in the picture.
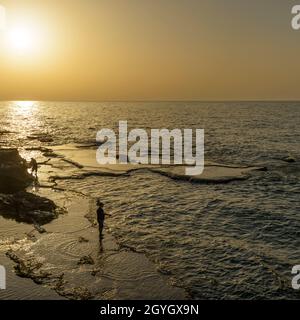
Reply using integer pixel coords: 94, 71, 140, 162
0, 101, 300, 299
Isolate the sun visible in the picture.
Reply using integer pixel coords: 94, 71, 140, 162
7, 26, 38, 55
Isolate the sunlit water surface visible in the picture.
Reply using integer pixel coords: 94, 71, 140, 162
0, 101, 299, 299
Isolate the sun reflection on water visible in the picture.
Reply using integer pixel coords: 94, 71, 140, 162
11, 101, 39, 117
14, 101, 36, 108
7, 101, 42, 145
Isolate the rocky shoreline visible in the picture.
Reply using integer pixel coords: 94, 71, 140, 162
0, 144, 297, 300
0, 147, 187, 300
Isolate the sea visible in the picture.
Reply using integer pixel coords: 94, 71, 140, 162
0, 101, 299, 299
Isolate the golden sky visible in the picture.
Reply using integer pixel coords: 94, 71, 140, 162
0, 0, 300, 101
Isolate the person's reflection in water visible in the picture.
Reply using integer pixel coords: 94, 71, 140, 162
96, 200, 106, 239
32, 176, 40, 192
99, 237, 104, 253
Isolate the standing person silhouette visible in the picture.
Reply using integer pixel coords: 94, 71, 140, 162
29, 158, 38, 177
96, 200, 107, 239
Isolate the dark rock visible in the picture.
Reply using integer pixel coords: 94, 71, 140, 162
0, 148, 33, 193
77, 255, 95, 265
91, 268, 100, 276
78, 236, 89, 243
0, 130, 11, 135
56, 286, 93, 300
6, 250, 51, 283
33, 222, 47, 234
6, 249, 93, 300
43, 151, 60, 158
62, 158, 84, 169
26, 232, 37, 242
282, 156, 296, 163
25, 146, 51, 153
0, 191, 60, 225
39, 137, 54, 143
27, 134, 53, 143
157, 265, 173, 276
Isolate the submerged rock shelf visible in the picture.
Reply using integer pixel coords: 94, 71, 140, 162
47, 144, 266, 184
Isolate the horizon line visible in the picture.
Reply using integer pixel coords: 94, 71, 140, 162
1, 99, 300, 103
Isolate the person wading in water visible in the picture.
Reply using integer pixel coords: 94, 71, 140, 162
96, 200, 109, 239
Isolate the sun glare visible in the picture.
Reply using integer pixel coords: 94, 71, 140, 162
14, 101, 36, 108
7, 26, 37, 54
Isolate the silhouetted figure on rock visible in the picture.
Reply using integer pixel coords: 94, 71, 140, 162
29, 158, 38, 177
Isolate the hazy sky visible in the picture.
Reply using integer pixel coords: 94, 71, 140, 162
0, 0, 300, 101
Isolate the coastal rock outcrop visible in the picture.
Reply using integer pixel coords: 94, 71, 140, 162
0, 148, 62, 225
0, 191, 60, 225
0, 148, 33, 193
77, 255, 95, 265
